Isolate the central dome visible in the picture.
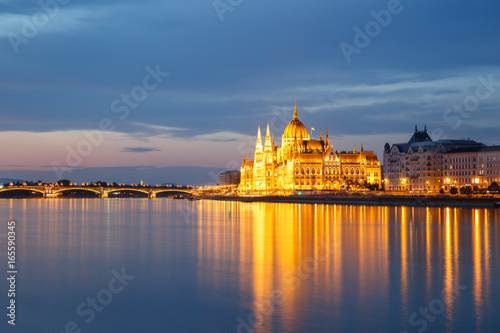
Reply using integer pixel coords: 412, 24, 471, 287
283, 102, 309, 139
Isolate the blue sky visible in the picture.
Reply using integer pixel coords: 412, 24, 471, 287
1, 0, 499, 184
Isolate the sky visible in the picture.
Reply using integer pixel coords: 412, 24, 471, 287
1, 0, 500, 184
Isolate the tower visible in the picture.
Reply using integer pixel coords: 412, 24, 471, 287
254, 124, 263, 163
264, 122, 273, 153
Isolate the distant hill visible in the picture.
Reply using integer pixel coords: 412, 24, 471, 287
0, 166, 227, 186
0, 178, 25, 184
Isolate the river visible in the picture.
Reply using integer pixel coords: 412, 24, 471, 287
0, 198, 498, 332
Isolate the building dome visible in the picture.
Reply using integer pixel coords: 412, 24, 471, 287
283, 102, 309, 139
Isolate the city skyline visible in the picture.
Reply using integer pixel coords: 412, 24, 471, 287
1, 0, 500, 184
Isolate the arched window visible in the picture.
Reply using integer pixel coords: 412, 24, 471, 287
301, 168, 304, 175
356, 168, 359, 175
312, 168, 316, 175
295, 167, 299, 175
306, 168, 310, 175
351, 168, 354, 175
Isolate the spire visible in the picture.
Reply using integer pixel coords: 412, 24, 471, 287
325, 127, 329, 146
255, 124, 262, 150
424, 125, 427, 133
272, 134, 275, 147
293, 100, 298, 119
319, 129, 323, 141
415, 124, 418, 132
264, 122, 272, 150
361, 143, 364, 152
354, 145, 357, 153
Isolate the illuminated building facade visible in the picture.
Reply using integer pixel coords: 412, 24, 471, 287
218, 170, 241, 186
383, 126, 500, 191
443, 146, 500, 189
239, 102, 381, 193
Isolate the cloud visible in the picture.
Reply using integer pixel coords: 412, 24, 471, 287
121, 147, 161, 153
0, 5, 109, 39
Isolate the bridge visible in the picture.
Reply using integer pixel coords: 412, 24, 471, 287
0, 185, 194, 199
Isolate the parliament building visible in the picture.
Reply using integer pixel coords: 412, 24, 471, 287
239, 102, 381, 194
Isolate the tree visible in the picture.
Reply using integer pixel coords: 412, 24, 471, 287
439, 189, 445, 194
57, 179, 71, 186
450, 187, 458, 195
488, 182, 499, 193
460, 187, 472, 195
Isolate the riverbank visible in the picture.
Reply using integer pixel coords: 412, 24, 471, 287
200, 194, 500, 208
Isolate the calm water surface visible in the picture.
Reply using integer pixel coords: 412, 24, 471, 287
0, 199, 499, 333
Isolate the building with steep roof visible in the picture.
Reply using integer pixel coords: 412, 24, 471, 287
239, 102, 381, 194
383, 126, 492, 192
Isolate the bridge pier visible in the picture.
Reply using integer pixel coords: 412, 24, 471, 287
44, 186, 56, 198
148, 190, 156, 199
99, 187, 108, 199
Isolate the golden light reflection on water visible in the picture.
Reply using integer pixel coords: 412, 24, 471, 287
2, 199, 497, 332
472, 208, 491, 327
190, 201, 498, 332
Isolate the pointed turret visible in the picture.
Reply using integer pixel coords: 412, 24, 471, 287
264, 122, 273, 153
354, 145, 357, 153
293, 100, 298, 119
325, 127, 330, 146
319, 129, 323, 141
415, 124, 418, 132
254, 124, 263, 164
361, 143, 364, 152
255, 124, 262, 149
424, 125, 427, 133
